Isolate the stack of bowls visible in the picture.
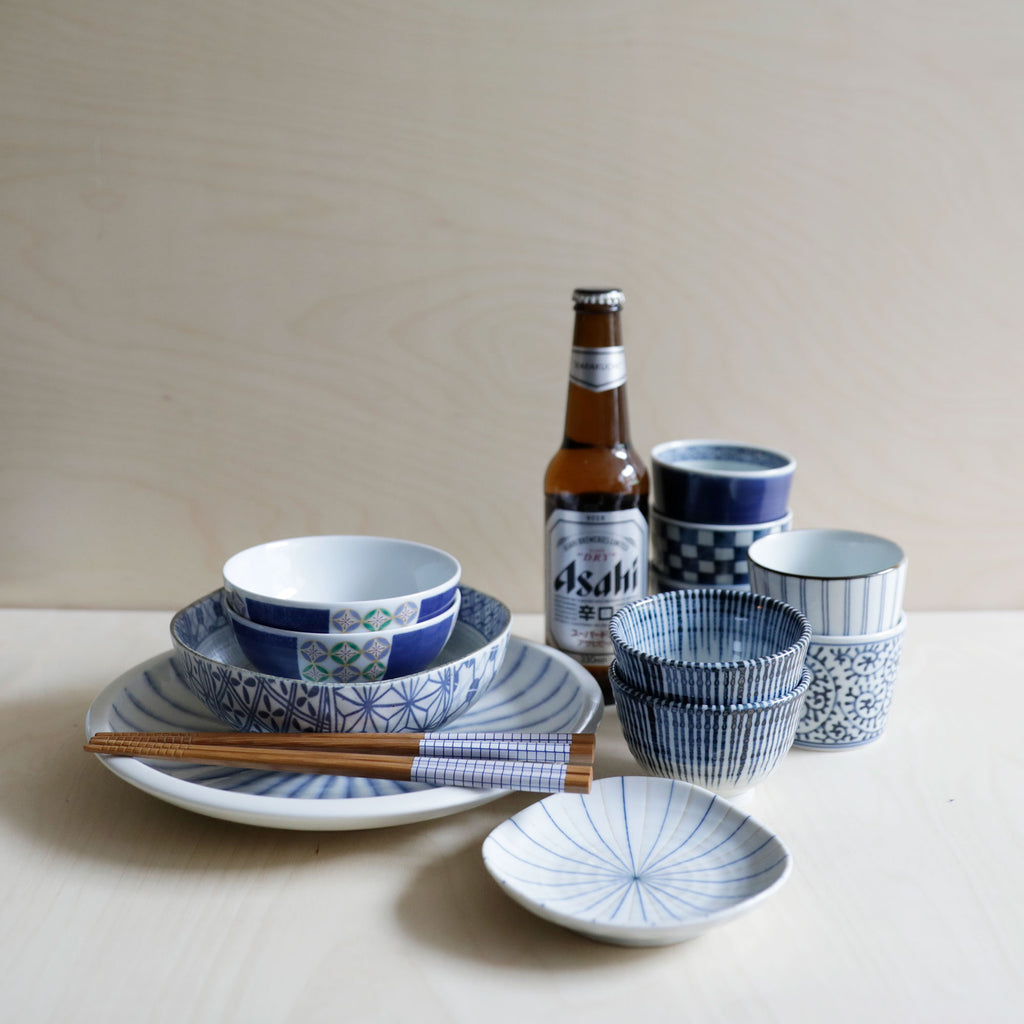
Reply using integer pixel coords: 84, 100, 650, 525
221, 535, 463, 684
649, 440, 796, 593
747, 529, 908, 749
608, 589, 812, 796
168, 535, 514, 734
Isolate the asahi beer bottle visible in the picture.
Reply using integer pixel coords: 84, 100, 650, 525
544, 288, 649, 703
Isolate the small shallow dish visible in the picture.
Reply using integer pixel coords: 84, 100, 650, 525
223, 535, 461, 633
747, 528, 907, 636
611, 663, 810, 796
651, 440, 795, 526
651, 507, 792, 586
482, 775, 792, 946
609, 588, 811, 704
224, 589, 460, 682
796, 615, 906, 749
171, 586, 509, 733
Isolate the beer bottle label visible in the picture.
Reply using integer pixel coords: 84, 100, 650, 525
545, 507, 648, 664
569, 346, 627, 393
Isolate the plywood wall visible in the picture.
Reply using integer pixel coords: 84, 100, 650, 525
2, 1, 1021, 612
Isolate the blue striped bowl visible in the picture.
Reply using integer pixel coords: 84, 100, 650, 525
610, 662, 810, 796
609, 588, 811, 704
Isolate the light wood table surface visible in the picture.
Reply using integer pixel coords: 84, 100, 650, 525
1, 608, 1020, 1023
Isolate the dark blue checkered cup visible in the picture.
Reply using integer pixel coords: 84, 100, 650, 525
649, 440, 795, 592
650, 508, 792, 589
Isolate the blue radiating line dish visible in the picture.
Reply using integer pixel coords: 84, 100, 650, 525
482, 776, 791, 946
85, 636, 603, 830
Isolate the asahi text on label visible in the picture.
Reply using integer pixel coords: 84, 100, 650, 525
544, 508, 648, 664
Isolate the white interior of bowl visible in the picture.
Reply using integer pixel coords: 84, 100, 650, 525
629, 610, 803, 664
223, 535, 460, 602
651, 439, 795, 478
748, 529, 904, 579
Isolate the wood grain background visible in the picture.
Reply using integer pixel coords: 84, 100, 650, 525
2, 1, 1021, 612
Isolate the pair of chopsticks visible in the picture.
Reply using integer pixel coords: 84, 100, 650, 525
85, 730, 595, 794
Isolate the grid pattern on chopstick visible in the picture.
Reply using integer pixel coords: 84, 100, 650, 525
87, 730, 595, 764
84, 733, 594, 794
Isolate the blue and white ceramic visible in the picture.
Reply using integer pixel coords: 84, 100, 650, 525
86, 636, 603, 830
651, 508, 792, 586
609, 588, 811, 704
224, 589, 460, 682
611, 663, 810, 796
482, 776, 792, 946
795, 616, 906, 749
171, 586, 509, 733
747, 528, 907, 636
223, 535, 461, 633
648, 563, 750, 595
651, 440, 795, 526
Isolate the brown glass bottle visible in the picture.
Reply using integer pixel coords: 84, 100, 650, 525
544, 288, 649, 704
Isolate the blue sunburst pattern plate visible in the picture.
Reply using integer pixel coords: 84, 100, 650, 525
85, 637, 603, 830
482, 776, 791, 946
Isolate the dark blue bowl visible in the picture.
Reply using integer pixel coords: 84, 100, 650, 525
224, 590, 460, 682
651, 440, 795, 526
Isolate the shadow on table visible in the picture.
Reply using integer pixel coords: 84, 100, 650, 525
0, 685, 454, 872
393, 815, 677, 968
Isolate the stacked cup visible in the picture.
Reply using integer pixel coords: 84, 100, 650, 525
747, 529, 908, 749
221, 535, 463, 683
649, 440, 796, 593
608, 588, 812, 797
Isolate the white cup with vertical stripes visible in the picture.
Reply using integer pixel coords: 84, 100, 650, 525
746, 529, 906, 637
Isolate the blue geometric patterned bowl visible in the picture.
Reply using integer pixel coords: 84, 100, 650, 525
170, 586, 511, 733
223, 535, 461, 633
610, 662, 810, 796
483, 776, 792, 946
609, 588, 811, 704
224, 590, 460, 682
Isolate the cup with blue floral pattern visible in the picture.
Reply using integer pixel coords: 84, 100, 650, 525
794, 616, 906, 749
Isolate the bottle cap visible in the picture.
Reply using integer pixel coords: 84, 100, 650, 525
572, 288, 625, 309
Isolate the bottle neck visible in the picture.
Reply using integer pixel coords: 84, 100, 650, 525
562, 307, 632, 449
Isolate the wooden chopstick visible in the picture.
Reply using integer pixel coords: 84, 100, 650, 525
84, 736, 593, 794
87, 730, 595, 765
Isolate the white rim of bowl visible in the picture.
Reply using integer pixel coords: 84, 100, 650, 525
650, 439, 796, 478
609, 588, 812, 673
811, 614, 907, 645
222, 588, 461, 640
223, 535, 461, 608
610, 661, 811, 712
747, 528, 906, 582
651, 507, 794, 532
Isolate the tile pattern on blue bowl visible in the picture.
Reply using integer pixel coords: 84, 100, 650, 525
172, 586, 508, 733
795, 623, 905, 749
482, 776, 792, 946
611, 665, 809, 796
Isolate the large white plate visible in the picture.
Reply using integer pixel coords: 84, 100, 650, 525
85, 637, 604, 830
